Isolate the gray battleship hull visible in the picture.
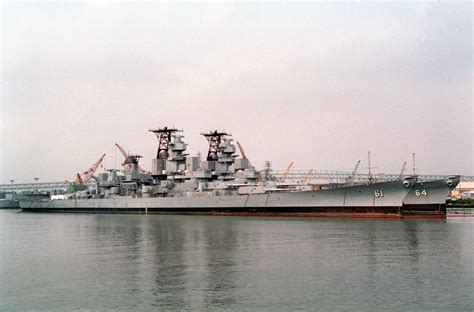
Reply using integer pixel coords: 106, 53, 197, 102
401, 177, 460, 217
19, 179, 449, 218
18, 126, 459, 218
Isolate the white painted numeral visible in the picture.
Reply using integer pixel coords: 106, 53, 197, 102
375, 190, 384, 198
415, 189, 428, 197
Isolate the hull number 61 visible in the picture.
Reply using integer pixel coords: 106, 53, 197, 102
374, 190, 384, 198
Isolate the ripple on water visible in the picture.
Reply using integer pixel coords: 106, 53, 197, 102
1, 212, 473, 310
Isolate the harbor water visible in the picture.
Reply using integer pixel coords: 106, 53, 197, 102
1, 210, 473, 310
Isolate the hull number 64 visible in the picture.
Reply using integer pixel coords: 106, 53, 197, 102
415, 189, 428, 197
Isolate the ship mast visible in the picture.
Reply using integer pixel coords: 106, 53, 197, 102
367, 151, 376, 182
201, 130, 229, 161
149, 127, 180, 159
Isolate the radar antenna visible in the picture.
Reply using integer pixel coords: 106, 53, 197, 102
201, 130, 229, 161
149, 127, 180, 159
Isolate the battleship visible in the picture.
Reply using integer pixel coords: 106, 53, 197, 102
19, 127, 460, 218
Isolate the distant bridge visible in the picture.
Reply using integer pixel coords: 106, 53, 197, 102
1, 171, 473, 193
271, 170, 474, 184
0, 181, 95, 193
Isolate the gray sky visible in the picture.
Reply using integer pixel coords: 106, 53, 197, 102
1, 1, 472, 184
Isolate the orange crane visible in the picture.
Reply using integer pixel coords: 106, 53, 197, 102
345, 160, 361, 184
301, 169, 314, 185
75, 153, 106, 184
236, 141, 254, 169
115, 143, 129, 161
279, 161, 294, 182
74, 173, 84, 185
115, 143, 146, 173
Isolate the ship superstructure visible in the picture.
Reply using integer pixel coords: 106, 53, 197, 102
19, 127, 460, 218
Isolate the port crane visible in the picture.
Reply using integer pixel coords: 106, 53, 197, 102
114, 143, 146, 173
352, 160, 361, 178
398, 161, 407, 180
279, 161, 294, 182
74, 153, 106, 184
301, 169, 314, 185
75, 173, 84, 185
345, 160, 361, 184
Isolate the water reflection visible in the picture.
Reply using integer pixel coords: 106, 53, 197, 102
91, 216, 470, 310
91, 215, 146, 304
141, 217, 239, 309
2, 211, 472, 311
148, 217, 187, 309
402, 220, 421, 262
202, 219, 237, 308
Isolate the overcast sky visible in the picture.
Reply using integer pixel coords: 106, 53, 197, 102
1, 1, 472, 184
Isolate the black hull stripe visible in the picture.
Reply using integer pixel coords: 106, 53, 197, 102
21, 204, 446, 217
